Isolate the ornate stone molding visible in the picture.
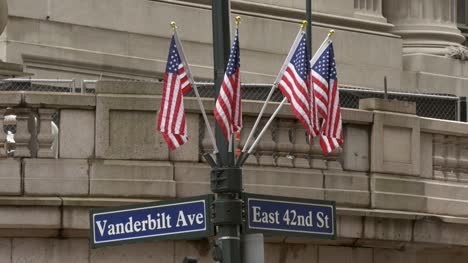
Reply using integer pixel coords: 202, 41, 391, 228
383, 0, 465, 56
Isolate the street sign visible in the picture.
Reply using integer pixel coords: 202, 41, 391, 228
243, 193, 336, 239
90, 195, 214, 248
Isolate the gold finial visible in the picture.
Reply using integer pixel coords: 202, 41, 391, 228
235, 16, 241, 25
301, 20, 307, 29
170, 21, 177, 31
328, 29, 335, 38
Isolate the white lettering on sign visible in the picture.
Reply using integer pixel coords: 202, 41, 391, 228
252, 206, 280, 224
95, 210, 204, 237
250, 205, 332, 229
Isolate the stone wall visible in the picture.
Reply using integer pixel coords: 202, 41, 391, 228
0, 82, 467, 262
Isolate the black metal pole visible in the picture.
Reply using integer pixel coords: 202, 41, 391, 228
212, 0, 232, 166
306, 0, 312, 57
211, 1, 242, 263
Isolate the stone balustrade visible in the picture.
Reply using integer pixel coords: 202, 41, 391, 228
0, 81, 468, 251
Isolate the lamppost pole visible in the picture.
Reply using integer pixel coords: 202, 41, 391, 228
306, 0, 312, 56
211, 1, 242, 263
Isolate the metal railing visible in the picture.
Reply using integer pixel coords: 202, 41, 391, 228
0, 79, 462, 122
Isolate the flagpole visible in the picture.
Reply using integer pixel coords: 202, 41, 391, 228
238, 28, 335, 167
237, 24, 307, 165
171, 22, 219, 155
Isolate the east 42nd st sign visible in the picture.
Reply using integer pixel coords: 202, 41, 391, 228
243, 193, 336, 239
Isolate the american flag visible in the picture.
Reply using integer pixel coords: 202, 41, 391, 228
311, 40, 343, 155
214, 27, 242, 140
277, 32, 315, 139
157, 35, 192, 150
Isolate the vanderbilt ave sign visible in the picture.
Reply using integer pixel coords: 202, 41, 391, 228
90, 195, 214, 248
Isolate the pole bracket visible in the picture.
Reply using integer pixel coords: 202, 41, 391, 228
210, 167, 242, 193
212, 198, 243, 225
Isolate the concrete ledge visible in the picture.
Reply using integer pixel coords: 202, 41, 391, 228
421, 117, 468, 136
359, 98, 417, 115
24, 92, 95, 108
24, 159, 89, 196
0, 159, 21, 195
0, 92, 22, 107
96, 80, 162, 95
90, 160, 176, 198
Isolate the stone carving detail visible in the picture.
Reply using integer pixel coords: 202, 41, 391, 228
446, 46, 468, 61
431, 134, 468, 182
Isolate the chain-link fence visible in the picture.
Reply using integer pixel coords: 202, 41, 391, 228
0, 79, 462, 122
188, 83, 461, 121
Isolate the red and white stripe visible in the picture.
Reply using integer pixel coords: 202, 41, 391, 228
318, 78, 343, 154
157, 64, 191, 150
278, 64, 314, 137
214, 69, 241, 139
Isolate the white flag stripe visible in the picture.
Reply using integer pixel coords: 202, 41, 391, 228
278, 78, 312, 128
284, 66, 310, 108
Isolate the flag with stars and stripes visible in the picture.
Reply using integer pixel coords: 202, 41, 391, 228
311, 39, 343, 155
157, 34, 192, 150
277, 31, 317, 140
214, 27, 242, 140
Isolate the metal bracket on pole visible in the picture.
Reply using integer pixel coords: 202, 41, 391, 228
210, 167, 243, 193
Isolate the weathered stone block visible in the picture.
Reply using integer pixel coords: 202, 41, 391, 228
414, 219, 468, 246
90, 160, 175, 198
24, 159, 89, 196
324, 170, 369, 207
420, 133, 433, 179
371, 112, 420, 176
174, 162, 211, 198
0, 206, 60, 229
90, 240, 173, 263
243, 166, 324, 200
174, 240, 213, 263
319, 246, 372, 263
59, 109, 95, 159
95, 92, 169, 160
62, 207, 90, 232
264, 243, 318, 263
364, 217, 412, 242
359, 98, 416, 115
12, 238, 88, 263
169, 113, 199, 162
336, 215, 363, 239
0, 159, 21, 195
0, 238, 11, 263
342, 124, 370, 172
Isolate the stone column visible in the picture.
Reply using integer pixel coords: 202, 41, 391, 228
354, 0, 387, 23
383, 0, 465, 56
14, 108, 32, 157
37, 109, 56, 158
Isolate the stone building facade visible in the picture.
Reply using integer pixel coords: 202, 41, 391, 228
0, 0, 468, 262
